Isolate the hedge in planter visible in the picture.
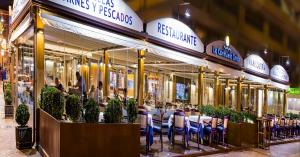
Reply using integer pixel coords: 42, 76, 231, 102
40, 86, 64, 120
66, 94, 81, 122
84, 98, 100, 123
104, 98, 122, 123
4, 88, 13, 117
127, 98, 137, 123
15, 104, 32, 149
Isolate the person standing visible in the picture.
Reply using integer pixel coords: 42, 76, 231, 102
2, 68, 6, 81
97, 81, 103, 104
55, 77, 64, 92
75, 72, 86, 101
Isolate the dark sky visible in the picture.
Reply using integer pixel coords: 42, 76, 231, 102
0, 0, 10, 10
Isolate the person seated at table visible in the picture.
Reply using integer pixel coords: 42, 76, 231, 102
55, 77, 64, 92
88, 85, 97, 100
113, 88, 122, 101
97, 81, 103, 104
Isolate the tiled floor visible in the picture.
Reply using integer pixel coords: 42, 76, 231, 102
0, 83, 40, 157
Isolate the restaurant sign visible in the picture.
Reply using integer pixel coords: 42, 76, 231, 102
146, 18, 204, 53
10, 0, 30, 24
244, 54, 269, 76
206, 41, 243, 67
47, 0, 143, 32
270, 65, 289, 83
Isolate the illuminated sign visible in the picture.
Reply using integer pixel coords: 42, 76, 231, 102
146, 18, 204, 53
288, 88, 300, 95
206, 40, 243, 67
270, 65, 289, 82
11, 0, 30, 24
47, 0, 143, 32
244, 54, 269, 76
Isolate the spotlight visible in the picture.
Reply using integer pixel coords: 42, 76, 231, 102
185, 9, 190, 17
225, 35, 230, 47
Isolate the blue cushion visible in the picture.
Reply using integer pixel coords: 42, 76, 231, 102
162, 122, 169, 128
217, 126, 223, 132
204, 126, 212, 135
153, 125, 162, 132
189, 126, 199, 133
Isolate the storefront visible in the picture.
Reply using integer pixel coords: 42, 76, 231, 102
9, 0, 291, 148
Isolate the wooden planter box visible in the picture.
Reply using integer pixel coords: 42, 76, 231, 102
5, 104, 14, 118
37, 109, 140, 157
228, 122, 242, 146
241, 122, 258, 146
227, 122, 258, 147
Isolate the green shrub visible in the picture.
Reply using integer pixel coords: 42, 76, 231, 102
66, 94, 81, 122
243, 112, 257, 123
15, 104, 30, 127
199, 105, 216, 117
127, 98, 137, 123
104, 98, 122, 123
40, 86, 64, 120
4, 89, 12, 105
84, 98, 99, 123
287, 112, 300, 120
4, 83, 11, 92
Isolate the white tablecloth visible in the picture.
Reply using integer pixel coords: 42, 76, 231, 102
168, 115, 212, 129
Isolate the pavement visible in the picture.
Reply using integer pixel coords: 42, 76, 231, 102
0, 82, 40, 157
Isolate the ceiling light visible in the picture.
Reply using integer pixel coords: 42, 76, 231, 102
225, 35, 230, 47
286, 59, 290, 66
185, 9, 190, 17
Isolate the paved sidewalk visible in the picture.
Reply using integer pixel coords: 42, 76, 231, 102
0, 83, 40, 157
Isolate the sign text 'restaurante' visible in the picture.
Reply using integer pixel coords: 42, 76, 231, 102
61, 0, 133, 26
157, 22, 197, 46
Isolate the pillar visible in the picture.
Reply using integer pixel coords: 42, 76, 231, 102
197, 66, 204, 106
236, 77, 242, 112
263, 85, 269, 115
247, 83, 251, 112
283, 90, 287, 116
34, 7, 45, 107
137, 50, 145, 106
10, 48, 15, 106
103, 50, 109, 98
214, 71, 220, 107
224, 79, 230, 107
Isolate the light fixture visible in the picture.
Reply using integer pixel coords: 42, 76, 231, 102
99, 59, 103, 66
225, 35, 230, 47
286, 59, 290, 66
185, 9, 190, 17
108, 59, 112, 68
0, 16, 4, 22
264, 49, 268, 54
1, 49, 4, 56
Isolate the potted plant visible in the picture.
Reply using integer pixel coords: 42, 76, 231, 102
104, 98, 122, 123
40, 86, 64, 120
127, 98, 137, 123
15, 104, 32, 149
66, 94, 81, 122
4, 88, 14, 117
84, 98, 100, 123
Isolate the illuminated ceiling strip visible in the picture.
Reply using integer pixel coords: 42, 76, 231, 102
10, 13, 31, 42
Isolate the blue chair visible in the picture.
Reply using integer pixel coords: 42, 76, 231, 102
138, 110, 149, 154
171, 111, 188, 148
189, 115, 202, 149
204, 117, 218, 145
152, 111, 164, 151
217, 116, 229, 146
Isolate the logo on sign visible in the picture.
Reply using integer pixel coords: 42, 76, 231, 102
206, 40, 242, 67
48, 0, 143, 32
212, 45, 240, 63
